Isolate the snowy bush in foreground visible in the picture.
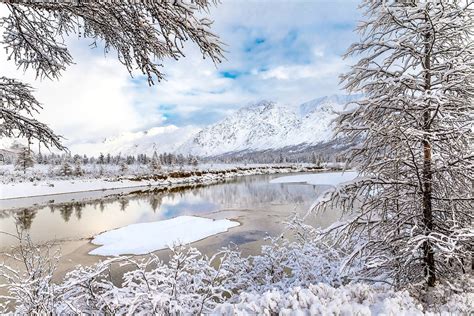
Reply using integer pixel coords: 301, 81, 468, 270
1, 223, 472, 314
0, 232, 60, 314
220, 217, 354, 294
214, 283, 425, 315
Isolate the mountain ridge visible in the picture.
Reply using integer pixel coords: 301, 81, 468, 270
177, 94, 360, 157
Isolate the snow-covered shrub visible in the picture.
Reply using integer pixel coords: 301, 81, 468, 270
220, 217, 354, 294
58, 258, 122, 314
214, 283, 426, 315
101, 246, 231, 314
1, 224, 471, 314
1, 241, 233, 314
0, 233, 60, 315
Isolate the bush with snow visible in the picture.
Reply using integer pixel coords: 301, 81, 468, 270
1, 220, 472, 314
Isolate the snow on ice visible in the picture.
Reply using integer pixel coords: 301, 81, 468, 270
270, 171, 358, 186
89, 215, 240, 256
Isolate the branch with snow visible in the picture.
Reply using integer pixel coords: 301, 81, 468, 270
314, 0, 474, 288
0, 77, 64, 150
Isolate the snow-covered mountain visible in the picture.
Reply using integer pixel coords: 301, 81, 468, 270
70, 125, 199, 156
62, 94, 358, 157
178, 94, 360, 157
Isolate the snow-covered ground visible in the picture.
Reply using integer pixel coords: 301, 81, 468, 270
214, 282, 474, 315
90, 216, 240, 256
270, 171, 358, 186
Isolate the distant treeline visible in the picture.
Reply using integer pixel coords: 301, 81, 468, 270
31, 152, 200, 166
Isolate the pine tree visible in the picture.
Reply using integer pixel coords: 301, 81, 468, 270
15, 146, 35, 174
58, 159, 74, 177
73, 157, 83, 176
36, 152, 43, 164
149, 151, 161, 173
318, 0, 473, 288
98, 153, 105, 165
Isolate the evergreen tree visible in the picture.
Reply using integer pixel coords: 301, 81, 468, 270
15, 146, 35, 174
190, 156, 199, 167
126, 156, 135, 165
98, 153, 105, 165
177, 154, 185, 166
73, 157, 83, 176
58, 159, 74, 177
318, 0, 474, 288
149, 151, 161, 173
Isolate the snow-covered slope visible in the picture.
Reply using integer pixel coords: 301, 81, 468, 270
56, 94, 359, 157
70, 125, 199, 156
178, 95, 359, 157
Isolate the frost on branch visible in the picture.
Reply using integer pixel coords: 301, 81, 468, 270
314, 0, 474, 288
0, 0, 224, 148
0, 77, 64, 150
0, 230, 60, 315
1, 0, 224, 84
1, 221, 472, 314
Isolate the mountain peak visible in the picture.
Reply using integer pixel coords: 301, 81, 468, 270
299, 94, 361, 116
178, 95, 356, 157
239, 100, 276, 113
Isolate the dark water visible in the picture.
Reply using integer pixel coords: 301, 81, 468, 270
0, 173, 332, 250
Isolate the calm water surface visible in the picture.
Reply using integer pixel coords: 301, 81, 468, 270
0, 173, 336, 251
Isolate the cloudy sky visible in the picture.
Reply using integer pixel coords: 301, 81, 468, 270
1, 0, 361, 148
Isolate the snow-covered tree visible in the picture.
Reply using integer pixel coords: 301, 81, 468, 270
1, 220, 472, 314
317, 0, 474, 287
149, 151, 161, 173
0, 231, 59, 315
58, 159, 73, 177
0, 1, 223, 150
119, 161, 128, 175
14, 146, 34, 173
73, 157, 83, 176
97, 153, 105, 165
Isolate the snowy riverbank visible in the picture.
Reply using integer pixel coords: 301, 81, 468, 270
0, 164, 330, 202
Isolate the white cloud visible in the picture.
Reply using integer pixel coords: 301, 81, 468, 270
0, 0, 361, 150
0, 38, 162, 145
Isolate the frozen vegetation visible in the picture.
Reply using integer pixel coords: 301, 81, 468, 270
0, 219, 472, 314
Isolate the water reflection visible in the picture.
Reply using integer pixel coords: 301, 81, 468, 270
0, 174, 331, 249
14, 209, 37, 231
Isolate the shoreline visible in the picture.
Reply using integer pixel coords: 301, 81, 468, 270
0, 164, 331, 211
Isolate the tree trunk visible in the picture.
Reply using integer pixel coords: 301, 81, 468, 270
422, 24, 436, 287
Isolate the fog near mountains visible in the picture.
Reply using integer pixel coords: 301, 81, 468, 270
63, 94, 359, 158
